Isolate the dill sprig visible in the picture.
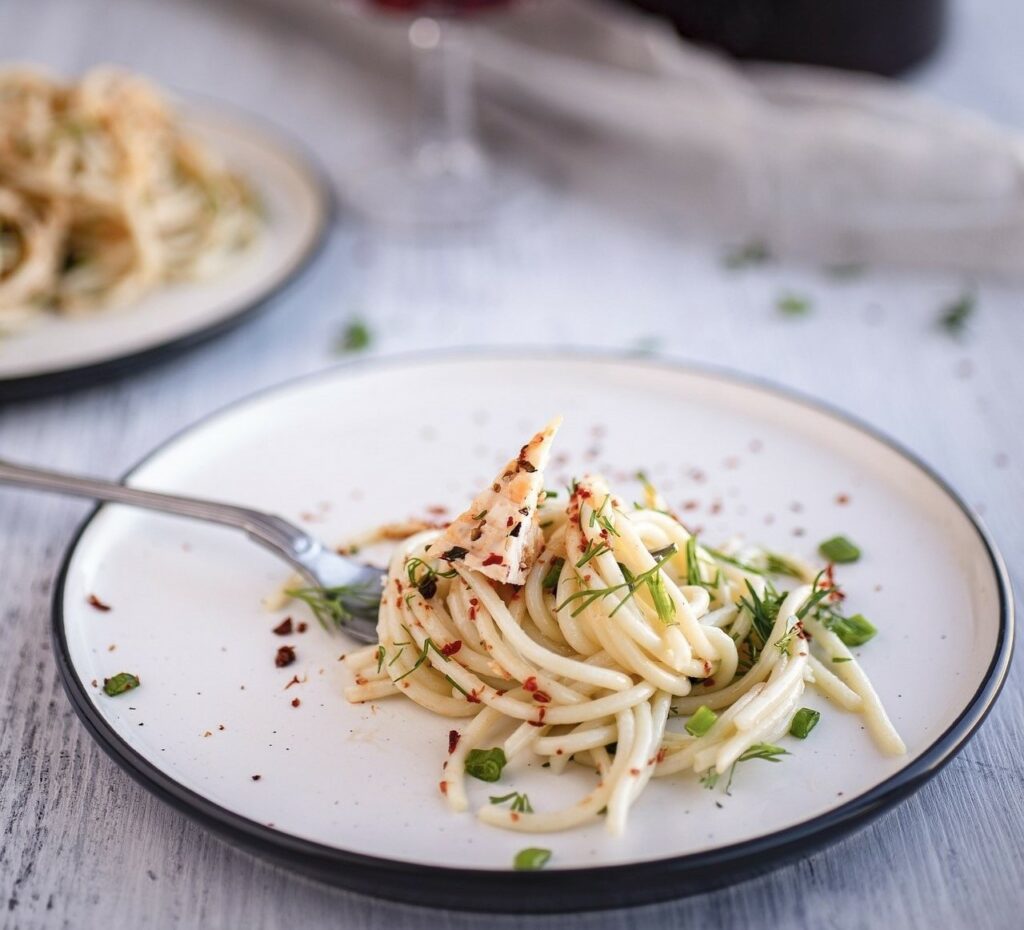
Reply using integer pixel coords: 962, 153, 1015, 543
576, 541, 611, 568
738, 581, 785, 652
490, 791, 533, 813
286, 581, 381, 630
558, 545, 678, 621
685, 536, 703, 587
701, 742, 790, 793
392, 634, 452, 683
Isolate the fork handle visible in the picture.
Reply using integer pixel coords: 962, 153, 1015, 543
0, 456, 327, 580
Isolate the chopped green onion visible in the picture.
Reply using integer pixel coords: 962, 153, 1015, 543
832, 657, 852, 663
337, 318, 371, 353
102, 672, 139, 696
789, 707, 821, 739
828, 613, 877, 647
818, 536, 861, 564
464, 747, 507, 782
685, 705, 718, 737
513, 847, 551, 871
938, 291, 975, 337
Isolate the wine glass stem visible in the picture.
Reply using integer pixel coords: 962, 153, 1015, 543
411, 17, 483, 180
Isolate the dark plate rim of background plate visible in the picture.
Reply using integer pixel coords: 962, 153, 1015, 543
49, 348, 1015, 913
0, 104, 333, 403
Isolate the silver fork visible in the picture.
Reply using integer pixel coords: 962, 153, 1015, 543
0, 457, 384, 643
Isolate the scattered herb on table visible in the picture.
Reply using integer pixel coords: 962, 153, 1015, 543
776, 292, 813, 317
103, 672, 139, 696
337, 318, 372, 354
490, 791, 533, 814
723, 240, 772, 269
938, 291, 975, 337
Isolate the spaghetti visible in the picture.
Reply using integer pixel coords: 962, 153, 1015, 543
0, 66, 260, 328
340, 422, 905, 836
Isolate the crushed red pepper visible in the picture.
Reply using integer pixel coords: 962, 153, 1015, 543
87, 594, 111, 612
272, 617, 293, 636
448, 730, 460, 754
275, 645, 296, 668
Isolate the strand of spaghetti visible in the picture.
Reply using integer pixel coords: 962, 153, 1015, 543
806, 653, 864, 711
606, 700, 653, 835
627, 691, 672, 806
803, 615, 906, 755
532, 722, 618, 757
443, 706, 506, 812
457, 568, 633, 692
476, 708, 637, 833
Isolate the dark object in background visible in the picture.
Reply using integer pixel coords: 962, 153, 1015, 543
621, 0, 947, 75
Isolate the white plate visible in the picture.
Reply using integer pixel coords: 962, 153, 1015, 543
0, 104, 328, 399
53, 352, 1013, 911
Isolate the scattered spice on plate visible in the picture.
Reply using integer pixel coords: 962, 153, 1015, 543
291, 698, 301, 708
296, 622, 308, 633
87, 594, 112, 612
275, 645, 296, 668
272, 617, 293, 636
103, 672, 139, 697
251, 775, 261, 782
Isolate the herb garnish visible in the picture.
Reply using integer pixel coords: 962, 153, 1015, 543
465, 747, 507, 782
790, 707, 820, 739
818, 536, 861, 564
822, 613, 877, 647
576, 541, 611, 568
286, 581, 381, 630
393, 636, 451, 682
685, 536, 703, 587
723, 240, 771, 269
542, 558, 564, 593
685, 705, 717, 737
776, 293, 813, 317
103, 672, 139, 696
513, 847, 551, 871
337, 318, 372, 353
938, 290, 975, 337
557, 545, 678, 619
700, 742, 790, 793
490, 791, 533, 813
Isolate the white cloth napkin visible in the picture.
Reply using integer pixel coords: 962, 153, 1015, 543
265, 0, 1024, 276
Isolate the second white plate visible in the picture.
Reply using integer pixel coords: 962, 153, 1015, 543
0, 102, 328, 399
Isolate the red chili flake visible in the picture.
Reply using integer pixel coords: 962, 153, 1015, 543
689, 468, 706, 483
291, 698, 301, 708
510, 812, 520, 823
577, 487, 592, 499
656, 747, 667, 763
468, 606, 478, 621
682, 500, 699, 511
441, 640, 462, 657
835, 493, 851, 505
284, 675, 301, 690
272, 617, 293, 636
251, 775, 262, 782
630, 768, 641, 776
275, 646, 296, 668
427, 505, 448, 516
703, 678, 715, 688
448, 730, 460, 754
522, 676, 538, 692
482, 553, 504, 567
467, 690, 482, 704
702, 659, 712, 676
506, 515, 514, 528
218, 724, 225, 731
87, 594, 111, 612
439, 780, 448, 795
297, 622, 308, 633
532, 690, 551, 704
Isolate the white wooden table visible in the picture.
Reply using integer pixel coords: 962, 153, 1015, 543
0, 0, 1021, 927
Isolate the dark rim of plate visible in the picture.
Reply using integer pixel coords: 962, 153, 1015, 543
0, 105, 332, 403
50, 349, 1015, 913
